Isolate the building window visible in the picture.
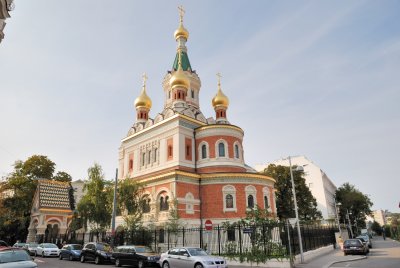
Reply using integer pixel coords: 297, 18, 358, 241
142, 196, 151, 213
142, 152, 145, 166
218, 142, 225, 157
154, 148, 158, 162
160, 195, 169, 211
226, 194, 233, 208
234, 144, 240, 158
159, 229, 165, 243
248, 195, 254, 209
185, 192, 194, 214
245, 185, 257, 209
201, 144, 207, 159
222, 185, 237, 212
168, 91, 171, 99
264, 196, 269, 209
148, 151, 151, 164
167, 138, 173, 161
227, 227, 236, 241
191, 90, 194, 98
129, 159, 133, 171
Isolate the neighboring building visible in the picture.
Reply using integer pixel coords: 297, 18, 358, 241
26, 180, 74, 243
116, 8, 276, 229
372, 209, 387, 226
0, 0, 14, 43
71, 179, 85, 205
256, 155, 337, 222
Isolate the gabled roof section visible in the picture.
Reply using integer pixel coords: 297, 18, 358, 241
37, 179, 71, 210
172, 50, 192, 71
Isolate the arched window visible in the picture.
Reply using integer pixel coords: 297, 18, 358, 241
226, 194, 233, 209
247, 195, 254, 209
159, 197, 164, 211
142, 195, 151, 213
201, 144, 207, 159
160, 195, 169, 211
218, 142, 225, 157
234, 144, 240, 158
264, 196, 269, 209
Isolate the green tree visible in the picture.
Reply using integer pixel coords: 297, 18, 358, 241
335, 183, 372, 235
77, 164, 112, 232
53, 171, 72, 182
263, 164, 322, 222
117, 178, 144, 231
371, 221, 382, 235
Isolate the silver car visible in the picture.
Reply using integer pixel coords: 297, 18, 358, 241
35, 243, 60, 257
0, 248, 37, 268
160, 247, 227, 268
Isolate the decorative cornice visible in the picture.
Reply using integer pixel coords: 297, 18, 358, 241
196, 124, 244, 135
39, 208, 73, 213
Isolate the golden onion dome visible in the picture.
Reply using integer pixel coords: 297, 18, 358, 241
134, 87, 152, 109
169, 51, 190, 90
174, 23, 189, 40
212, 74, 229, 108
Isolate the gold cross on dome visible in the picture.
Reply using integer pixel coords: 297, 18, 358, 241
216, 72, 222, 85
178, 5, 185, 22
142, 73, 148, 86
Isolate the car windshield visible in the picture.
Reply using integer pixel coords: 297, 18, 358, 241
344, 240, 361, 246
97, 244, 112, 252
71, 245, 82, 250
43, 243, 58, 248
0, 250, 31, 263
28, 243, 38, 247
135, 247, 153, 253
356, 237, 366, 242
188, 248, 208, 256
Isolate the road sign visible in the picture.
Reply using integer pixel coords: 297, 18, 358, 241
205, 219, 213, 231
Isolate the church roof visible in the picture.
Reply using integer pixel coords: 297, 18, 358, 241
37, 179, 72, 210
172, 50, 192, 71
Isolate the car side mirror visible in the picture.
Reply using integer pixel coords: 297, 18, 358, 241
183, 253, 189, 257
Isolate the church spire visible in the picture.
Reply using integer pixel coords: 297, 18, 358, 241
212, 73, 229, 122
134, 73, 152, 122
172, 6, 192, 71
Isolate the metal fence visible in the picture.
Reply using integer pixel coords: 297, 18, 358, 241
55, 222, 337, 260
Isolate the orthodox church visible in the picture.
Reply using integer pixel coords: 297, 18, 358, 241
117, 8, 276, 228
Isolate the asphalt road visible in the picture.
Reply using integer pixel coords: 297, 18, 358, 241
330, 236, 400, 268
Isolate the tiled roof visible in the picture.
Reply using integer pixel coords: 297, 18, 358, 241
38, 180, 71, 210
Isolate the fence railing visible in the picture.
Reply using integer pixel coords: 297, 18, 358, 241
49, 222, 336, 260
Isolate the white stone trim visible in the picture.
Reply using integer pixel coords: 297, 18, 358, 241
198, 141, 209, 160
215, 139, 229, 159
245, 185, 257, 209
222, 185, 237, 212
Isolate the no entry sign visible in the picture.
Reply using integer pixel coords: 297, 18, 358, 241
205, 219, 213, 231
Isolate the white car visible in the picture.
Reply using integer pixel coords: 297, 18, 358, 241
160, 247, 227, 268
35, 243, 60, 257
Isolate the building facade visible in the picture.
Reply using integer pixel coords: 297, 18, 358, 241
117, 9, 276, 229
256, 155, 337, 222
372, 209, 387, 226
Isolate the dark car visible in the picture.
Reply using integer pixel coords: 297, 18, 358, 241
343, 239, 368, 256
112, 245, 160, 268
356, 235, 372, 248
80, 242, 113, 265
59, 244, 83, 261
0, 240, 8, 248
0, 248, 37, 268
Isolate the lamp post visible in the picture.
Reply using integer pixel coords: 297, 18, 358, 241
288, 156, 304, 263
334, 199, 342, 235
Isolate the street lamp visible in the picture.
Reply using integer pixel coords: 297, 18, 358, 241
288, 156, 304, 263
334, 199, 342, 235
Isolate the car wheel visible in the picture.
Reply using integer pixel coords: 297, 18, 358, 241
138, 260, 144, 268
80, 255, 85, 263
344, 252, 347, 256
162, 261, 170, 268
115, 258, 121, 267
194, 263, 204, 268
69, 254, 74, 261
59, 254, 63, 260
95, 256, 101, 265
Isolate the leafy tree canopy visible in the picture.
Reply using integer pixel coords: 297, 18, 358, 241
117, 177, 144, 231
335, 183, 372, 231
263, 164, 322, 222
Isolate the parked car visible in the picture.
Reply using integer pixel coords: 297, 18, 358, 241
59, 244, 83, 261
343, 239, 368, 256
80, 242, 113, 265
160, 247, 227, 268
0, 247, 37, 268
23, 243, 39, 256
12, 242, 26, 249
35, 243, 60, 257
356, 235, 372, 248
0, 240, 8, 248
112, 245, 160, 268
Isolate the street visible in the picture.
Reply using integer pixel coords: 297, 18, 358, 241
330, 237, 400, 268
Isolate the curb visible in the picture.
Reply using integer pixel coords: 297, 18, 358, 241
325, 255, 367, 268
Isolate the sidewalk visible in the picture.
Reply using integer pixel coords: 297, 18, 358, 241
294, 247, 365, 268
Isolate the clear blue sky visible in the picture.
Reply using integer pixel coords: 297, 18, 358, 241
1, 1, 399, 213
